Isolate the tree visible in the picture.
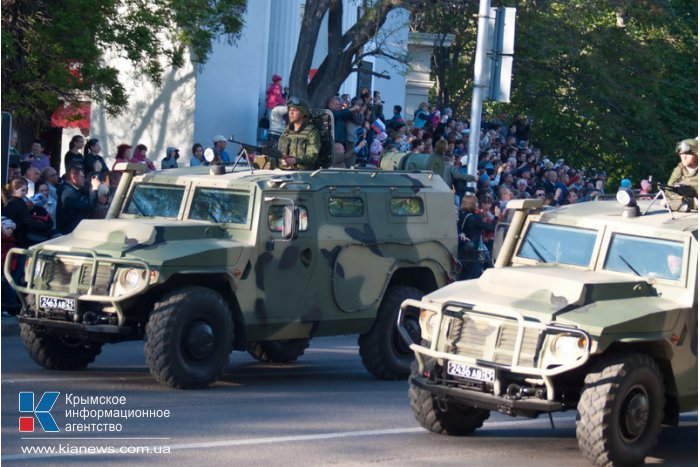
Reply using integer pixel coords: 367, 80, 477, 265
288, 0, 426, 108
1, 0, 246, 145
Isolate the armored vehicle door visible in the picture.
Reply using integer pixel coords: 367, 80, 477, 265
255, 194, 319, 322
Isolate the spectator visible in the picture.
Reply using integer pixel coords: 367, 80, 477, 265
353, 127, 370, 165
413, 102, 431, 129
84, 138, 109, 174
265, 74, 285, 110
7, 163, 21, 183
130, 144, 156, 171
56, 166, 100, 234
110, 144, 132, 189
161, 147, 180, 169
23, 165, 41, 197
639, 179, 653, 199
22, 140, 51, 172
89, 183, 111, 219
458, 195, 496, 280
514, 178, 531, 199
269, 105, 288, 144
409, 138, 424, 154
39, 166, 60, 202
564, 188, 579, 205
369, 132, 387, 167
190, 143, 208, 167
64, 135, 86, 171
210, 136, 230, 164
2, 178, 52, 247
371, 91, 385, 122
1, 216, 20, 315
33, 181, 57, 228
331, 142, 353, 168
9, 131, 21, 165
327, 96, 361, 149
386, 105, 404, 130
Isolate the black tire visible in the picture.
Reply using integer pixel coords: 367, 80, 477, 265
358, 285, 423, 379
20, 323, 103, 370
409, 361, 490, 435
247, 338, 310, 363
577, 353, 665, 467
144, 286, 233, 389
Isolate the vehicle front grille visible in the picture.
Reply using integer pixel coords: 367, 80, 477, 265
39, 256, 114, 295
442, 312, 541, 367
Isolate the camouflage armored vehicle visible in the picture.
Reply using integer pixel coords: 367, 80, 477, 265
4, 163, 458, 389
399, 196, 697, 466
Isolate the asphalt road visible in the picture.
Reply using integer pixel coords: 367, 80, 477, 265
1, 334, 697, 466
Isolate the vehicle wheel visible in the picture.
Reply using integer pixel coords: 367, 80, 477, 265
409, 361, 489, 435
144, 286, 233, 389
247, 338, 310, 363
358, 285, 423, 380
20, 323, 103, 370
576, 353, 665, 467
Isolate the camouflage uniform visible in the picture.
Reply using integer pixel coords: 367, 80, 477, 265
666, 163, 698, 210
277, 121, 321, 170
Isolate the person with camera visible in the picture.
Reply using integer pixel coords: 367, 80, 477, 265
666, 138, 698, 210
56, 166, 101, 234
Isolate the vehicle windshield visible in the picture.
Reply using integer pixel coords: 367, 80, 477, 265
604, 234, 684, 280
123, 183, 185, 218
188, 187, 251, 224
517, 222, 597, 267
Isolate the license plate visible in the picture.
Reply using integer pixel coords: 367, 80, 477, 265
39, 296, 76, 312
447, 361, 495, 383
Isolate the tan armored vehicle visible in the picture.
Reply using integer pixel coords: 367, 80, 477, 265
4, 162, 458, 389
399, 195, 697, 466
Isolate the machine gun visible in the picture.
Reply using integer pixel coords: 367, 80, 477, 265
228, 136, 283, 170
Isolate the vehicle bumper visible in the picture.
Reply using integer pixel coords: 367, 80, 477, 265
17, 315, 135, 342
410, 374, 566, 414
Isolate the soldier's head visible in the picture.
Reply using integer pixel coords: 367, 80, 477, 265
676, 139, 698, 170
287, 96, 310, 124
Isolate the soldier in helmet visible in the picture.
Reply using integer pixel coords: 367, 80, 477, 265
666, 138, 698, 210
277, 97, 321, 170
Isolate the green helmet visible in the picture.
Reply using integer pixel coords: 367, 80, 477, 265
676, 139, 698, 156
287, 96, 311, 117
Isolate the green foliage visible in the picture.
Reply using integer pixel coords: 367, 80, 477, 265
1, 0, 246, 129
414, 0, 697, 183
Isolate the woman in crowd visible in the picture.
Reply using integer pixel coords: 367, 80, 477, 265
84, 138, 109, 174
111, 143, 132, 189
64, 135, 85, 170
190, 143, 207, 166
130, 144, 156, 171
1, 178, 52, 248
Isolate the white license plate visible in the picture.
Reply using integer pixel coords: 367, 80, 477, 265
447, 361, 495, 383
39, 296, 76, 312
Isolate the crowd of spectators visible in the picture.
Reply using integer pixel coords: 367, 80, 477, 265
0, 79, 667, 314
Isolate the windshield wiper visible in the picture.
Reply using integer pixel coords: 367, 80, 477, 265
525, 239, 547, 262
617, 254, 641, 276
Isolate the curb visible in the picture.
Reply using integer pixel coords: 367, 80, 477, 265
1, 316, 20, 337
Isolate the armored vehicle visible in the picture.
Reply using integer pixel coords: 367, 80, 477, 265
4, 163, 459, 389
399, 196, 697, 466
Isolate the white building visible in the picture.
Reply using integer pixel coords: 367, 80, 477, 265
66, 0, 418, 170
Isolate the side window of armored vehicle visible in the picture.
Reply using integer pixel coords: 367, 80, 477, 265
268, 205, 309, 232
517, 222, 597, 267
328, 197, 364, 217
604, 234, 685, 281
123, 183, 185, 218
389, 197, 424, 216
188, 188, 251, 225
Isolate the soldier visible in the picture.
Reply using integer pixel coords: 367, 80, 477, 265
277, 97, 321, 170
666, 138, 698, 210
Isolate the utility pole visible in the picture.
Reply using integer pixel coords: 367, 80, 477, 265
466, 0, 492, 182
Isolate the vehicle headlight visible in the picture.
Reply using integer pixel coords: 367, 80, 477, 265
550, 334, 588, 360
119, 268, 142, 290
420, 310, 438, 337
26, 258, 44, 280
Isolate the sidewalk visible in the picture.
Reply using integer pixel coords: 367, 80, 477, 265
1, 315, 19, 337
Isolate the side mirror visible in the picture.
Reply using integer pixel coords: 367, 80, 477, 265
282, 205, 299, 240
